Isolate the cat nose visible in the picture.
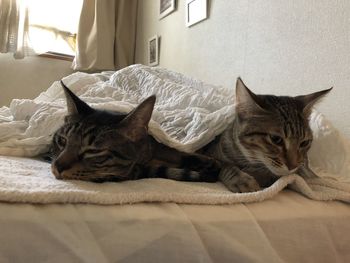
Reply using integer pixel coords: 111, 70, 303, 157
286, 151, 300, 171
55, 162, 65, 174
52, 151, 76, 177
52, 160, 71, 178
51, 163, 62, 179
286, 161, 299, 171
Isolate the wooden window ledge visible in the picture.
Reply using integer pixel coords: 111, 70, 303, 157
38, 52, 74, 61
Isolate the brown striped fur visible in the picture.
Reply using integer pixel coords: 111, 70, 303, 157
201, 78, 332, 192
49, 81, 220, 183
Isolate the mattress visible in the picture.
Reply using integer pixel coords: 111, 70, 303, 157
0, 190, 349, 263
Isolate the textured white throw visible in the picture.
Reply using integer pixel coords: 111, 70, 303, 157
0, 64, 235, 156
0, 156, 349, 204
0, 64, 350, 204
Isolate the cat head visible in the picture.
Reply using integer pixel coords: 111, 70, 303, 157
51, 81, 156, 182
234, 77, 332, 176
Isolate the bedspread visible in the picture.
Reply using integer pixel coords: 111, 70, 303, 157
0, 191, 349, 263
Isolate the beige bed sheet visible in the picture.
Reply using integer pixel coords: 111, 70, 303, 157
0, 190, 349, 263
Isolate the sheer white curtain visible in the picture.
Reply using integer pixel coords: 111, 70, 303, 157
0, 0, 32, 58
0, 0, 82, 58
72, 0, 138, 71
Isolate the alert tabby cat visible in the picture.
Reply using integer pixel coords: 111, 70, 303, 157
49, 81, 220, 183
201, 77, 332, 192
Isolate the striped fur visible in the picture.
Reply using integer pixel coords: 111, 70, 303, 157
49, 81, 219, 183
201, 78, 331, 193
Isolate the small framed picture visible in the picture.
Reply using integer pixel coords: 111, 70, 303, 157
159, 0, 176, 19
186, 0, 207, 27
148, 35, 159, 66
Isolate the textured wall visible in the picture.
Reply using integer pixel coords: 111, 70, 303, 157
135, 0, 350, 138
0, 54, 73, 106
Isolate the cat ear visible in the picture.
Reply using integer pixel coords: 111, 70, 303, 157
118, 95, 156, 142
61, 80, 94, 116
295, 88, 332, 116
235, 77, 266, 117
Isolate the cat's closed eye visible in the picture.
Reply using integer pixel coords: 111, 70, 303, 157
83, 149, 102, 155
82, 150, 113, 163
91, 155, 113, 163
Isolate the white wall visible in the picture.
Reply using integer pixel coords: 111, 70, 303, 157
135, 0, 350, 139
0, 54, 73, 106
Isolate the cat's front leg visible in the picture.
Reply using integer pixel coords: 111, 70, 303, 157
297, 166, 319, 179
220, 165, 261, 193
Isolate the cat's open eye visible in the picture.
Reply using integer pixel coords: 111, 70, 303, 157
300, 139, 312, 148
269, 135, 284, 146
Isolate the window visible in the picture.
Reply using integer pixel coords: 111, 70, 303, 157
26, 0, 83, 57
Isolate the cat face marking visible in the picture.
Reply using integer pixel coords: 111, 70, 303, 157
52, 82, 156, 181
235, 77, 331, 176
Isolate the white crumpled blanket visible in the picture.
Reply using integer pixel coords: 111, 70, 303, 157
0, 64, 350, 204
0, 64, 234, 156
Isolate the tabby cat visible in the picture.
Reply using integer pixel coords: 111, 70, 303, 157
50, 81, 220, 183
202, 77, 331, 193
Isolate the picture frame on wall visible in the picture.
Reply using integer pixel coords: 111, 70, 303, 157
186, 0, 207, 27
159, 0, 176, 19
148, 35, 159, 66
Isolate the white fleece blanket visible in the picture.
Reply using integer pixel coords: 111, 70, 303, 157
0, 155, 349, 204
0, 64, 350, 204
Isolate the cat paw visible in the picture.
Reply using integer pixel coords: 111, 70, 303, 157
226, 173, 261, 193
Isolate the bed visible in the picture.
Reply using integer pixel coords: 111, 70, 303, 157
1, 189, 349, 262
0, 65, 349, 262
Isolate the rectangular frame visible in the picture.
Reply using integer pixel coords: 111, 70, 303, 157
159, 0, 176, 19
148, 35, 159, 67
186, 0, 207, 27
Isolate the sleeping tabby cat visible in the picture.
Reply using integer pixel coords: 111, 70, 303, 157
50, 81, 220, 183
201, 77, 332, 193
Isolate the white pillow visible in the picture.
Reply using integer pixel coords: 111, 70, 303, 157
308, 111, 350, 181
